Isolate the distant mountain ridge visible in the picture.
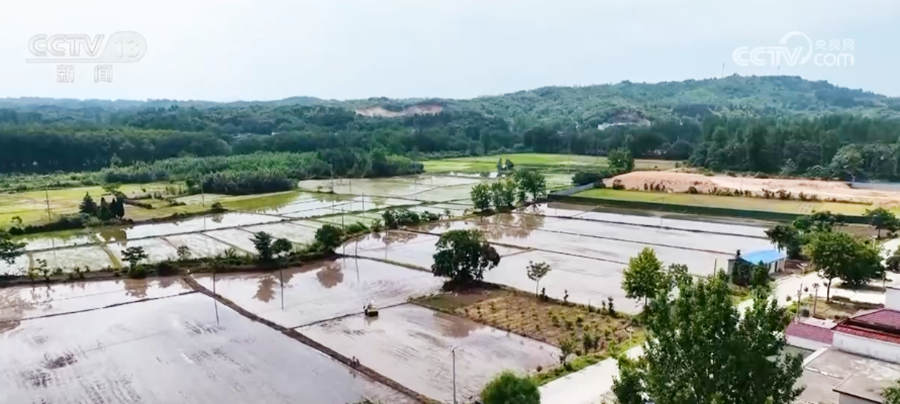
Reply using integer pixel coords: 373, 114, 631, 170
1, 75, 897, 127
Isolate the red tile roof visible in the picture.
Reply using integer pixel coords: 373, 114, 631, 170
786, 321, 834, 344
834, 308, 900, 345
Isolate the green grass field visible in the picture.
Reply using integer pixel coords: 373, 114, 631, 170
423, 153, 676, 173
0, 183, 179, 228
574, 188, 886, 216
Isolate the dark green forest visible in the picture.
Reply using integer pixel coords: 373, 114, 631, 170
2, 75, 900, 181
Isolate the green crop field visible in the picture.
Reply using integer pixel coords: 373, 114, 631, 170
574, 188, 887, 216
0, 183, 181, 228
422, 153, 676, 174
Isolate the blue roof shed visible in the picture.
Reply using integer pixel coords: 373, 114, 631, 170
738, 249, 786, 265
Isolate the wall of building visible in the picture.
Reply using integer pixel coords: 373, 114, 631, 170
886, 287, 900, 311
787, 335, 830, 351
834, 332, 900, 364
838, 392, 880, 404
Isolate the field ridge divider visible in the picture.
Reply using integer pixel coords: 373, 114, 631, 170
181, 275, 436, 404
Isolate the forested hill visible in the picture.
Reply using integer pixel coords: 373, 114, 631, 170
2, 75, 900, 180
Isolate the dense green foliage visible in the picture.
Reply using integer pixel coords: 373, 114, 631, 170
864, 207, 900, 238
122, 246, 148, 275
765, 211, 845, 260
885, 380, 900, 404
3, 75, 899, 182
480, 371, 540, 404
314, 224, 344, 252
431, 229, 500, 284
0, 233, 25, 265
613, 272, 803, 404
805, 231, 884, 300
622, 247, 665, 306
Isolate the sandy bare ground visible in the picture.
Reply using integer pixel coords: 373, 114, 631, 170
607, 171, 900, 205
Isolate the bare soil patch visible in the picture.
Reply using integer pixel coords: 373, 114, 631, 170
415, 287, 641, 356
607, 171, 900, 205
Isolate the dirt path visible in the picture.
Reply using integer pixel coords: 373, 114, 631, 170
181, 276, 434, 403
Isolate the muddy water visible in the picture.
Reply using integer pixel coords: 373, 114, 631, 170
0, 293, 411, 403
108, 237, 179, 264
351, 231, 442, 268
20, 233, 97, 252
114, 212, 281, 240
574, 210, 770, 238
300, 304, 559, 403
30, 245, 114, 272
242, 221, 319, 244
164, 233, 235, 257
204, 228, 258, 253
0, 277, 191, 325
510, 214, 772, 255
425, 216, 737, 275
0, 255, 29, 276
349, 230, 524, 269
484, 250, 642, 315
193, 258, 444, 327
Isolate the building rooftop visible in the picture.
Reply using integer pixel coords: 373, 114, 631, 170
834, 308, 900, 345
797, 348, 900, 404
738, 249, 786, 265
786, 320, 834, 344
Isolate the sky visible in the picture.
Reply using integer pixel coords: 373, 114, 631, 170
1, 0, 899, 102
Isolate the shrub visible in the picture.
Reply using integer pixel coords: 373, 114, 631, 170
480, 371, 540, 404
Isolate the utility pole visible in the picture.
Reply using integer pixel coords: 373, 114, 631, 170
812, 283, 820, 318
451, 346, 458, 404
280, 268, 285, 311
45, 187, 52, 222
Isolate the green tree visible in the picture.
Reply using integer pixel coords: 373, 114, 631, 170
122, 246, 148, 273
251, 231, 274, 261
608, 147, 635, 174
0, 233, 25, 266
613, 273, 803, 404
112, 197, 126, 218
864, 207, 899, 239
805, 231, 884, 301
526, 260, 551, 296
79, 192, 98, 216
480, 371, 540, 404
431, 229, 500, 285
765, 224, 803, 259
315, 224, 344, 252
471, 183, 492, 212
489, 180, 517, 211
176, 245, 192, 262
513, 169, 547, 203
884, 380, 900, 404
98, 197, 113, 220
272, 238, 293, 258
622, 247, 665, 306
793, 211, 841, 233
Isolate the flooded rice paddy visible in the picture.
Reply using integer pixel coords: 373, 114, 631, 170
342, 205, 775, 314
299, 304, 559, 403
193, 258, 444, 327
6, 179, 476, 274
0, 280, 411, 403
0, 277, 191, 324
1, 185, 782, 401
